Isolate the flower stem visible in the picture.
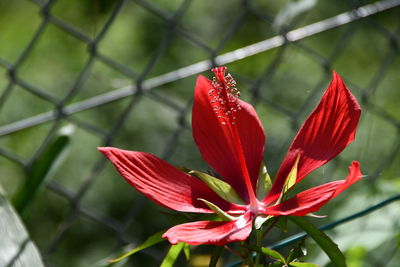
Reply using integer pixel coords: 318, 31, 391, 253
254, 228, 262, 266
240, 240, 254, 267
224, 245, 242, 258
239, 240, 253, 267
262, 217, 278, 239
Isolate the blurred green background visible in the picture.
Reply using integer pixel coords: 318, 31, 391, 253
1, 0, 400, 266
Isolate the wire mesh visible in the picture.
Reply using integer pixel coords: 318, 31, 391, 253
1, 0, 400, 266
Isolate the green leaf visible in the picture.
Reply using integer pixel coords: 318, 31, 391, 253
271, 262, 285, 267
91, 255, 128, 267
108, 231, 165, 263
0, 186, 45, 266
160, 242, 185, 267
346, 246, 366, 267
190, 170, 245, 204
256, 161, 272, 199
289, 216, 346, 267
289, 262, 320, 267
198, 198, 237, 221
259, 247, 287, 263
12, 125, 74, 213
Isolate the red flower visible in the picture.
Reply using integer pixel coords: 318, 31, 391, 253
98, 67, 362, 245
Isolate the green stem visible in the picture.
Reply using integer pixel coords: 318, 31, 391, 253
240, 240, 254, 267
262, 218, 278, 239
238, 241, 250, 266
254, 228, 262, 266
248, 251, 254, 267
224, 245, 242, 258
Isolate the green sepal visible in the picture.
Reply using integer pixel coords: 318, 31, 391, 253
289, 262, 320, 267
288, 216, 346, 267
282, 154, 300, 194
243, 245, 286, 264
256, 161, 272, 199
175, 166, 192, 173
190, 170, 245, 205
108, 231, 165, 263
198, 198, 237, 221
183, 243, 190, 260
259, 247, 287, 263
254, 215, 273, 230
160, 242, 185, 267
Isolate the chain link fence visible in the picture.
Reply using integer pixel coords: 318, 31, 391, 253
1, 0, 400, 266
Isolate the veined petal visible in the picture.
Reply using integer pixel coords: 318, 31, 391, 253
192, 75, 265, 201
162, 212, 252, 245
99, 147, 238, 213
265, 72, 361, 204
263, 162, 362, 216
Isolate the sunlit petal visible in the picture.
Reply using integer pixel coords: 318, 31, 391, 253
265, 72, 361, 204
264, 162, 362, 216
99, 147, 239, 213
192, 74, 265, 201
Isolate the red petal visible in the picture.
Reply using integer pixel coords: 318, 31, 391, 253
192, 75, 265, 201
264, 72, 361, 204
162, 212, 252, 245
98, 147, 238, 213
264, 162, 362, 216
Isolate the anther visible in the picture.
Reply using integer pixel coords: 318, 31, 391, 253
209, 67, 242, 126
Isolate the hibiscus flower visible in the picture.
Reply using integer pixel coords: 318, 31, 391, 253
98, 66, 362, 245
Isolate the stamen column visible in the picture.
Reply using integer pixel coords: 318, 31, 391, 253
210, 67, 259, 213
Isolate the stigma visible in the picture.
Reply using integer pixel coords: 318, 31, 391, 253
209, 67, 241, 125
